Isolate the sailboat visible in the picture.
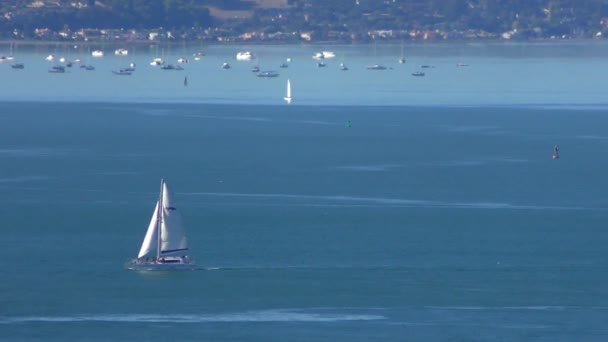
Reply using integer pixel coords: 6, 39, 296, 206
366, 40, 387, 70
398, 40, 406, 64
284, 79, 292, 104
126, 179, 195, 271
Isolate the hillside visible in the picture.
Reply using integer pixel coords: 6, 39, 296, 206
1, 0, 608, 41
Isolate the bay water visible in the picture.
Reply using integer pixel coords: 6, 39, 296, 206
1, 42, 608, 341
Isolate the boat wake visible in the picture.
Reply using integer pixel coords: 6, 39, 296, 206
422, 305, 603, 311
0, 310, 385, 324
183, 192, 592, 211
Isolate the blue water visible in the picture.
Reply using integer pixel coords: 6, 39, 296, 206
1, 43, 608, 341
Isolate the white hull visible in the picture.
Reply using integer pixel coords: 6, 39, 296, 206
236, 51, 254, 61
150, 58, 164, 66
284, 97, 292, 104
126, 257, 195, 271
126, 262, 197, 271
312, 51, 336, 59
115, 49, 128, 56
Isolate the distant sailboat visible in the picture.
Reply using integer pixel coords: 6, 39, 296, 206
398, 40, 406, 64
5, 42, 14, 61
552, 145, 560, 159
126, 179, 195, 271
367, 40, 387, 70
284, 79, 292, 104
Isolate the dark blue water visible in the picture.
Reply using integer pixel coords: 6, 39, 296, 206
1, 102, 607, 340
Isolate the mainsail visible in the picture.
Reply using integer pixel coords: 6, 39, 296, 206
159, 181, 188, 256
284, 79, 292, 104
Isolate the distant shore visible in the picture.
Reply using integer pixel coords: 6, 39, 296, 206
1, 38, 606, 48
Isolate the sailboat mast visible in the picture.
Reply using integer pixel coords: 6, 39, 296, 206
156, 179, 164, 259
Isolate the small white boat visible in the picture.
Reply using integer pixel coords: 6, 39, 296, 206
284, 79, 292, 104
114, 48, 128, 56
236, 51, 254, 61
91, 50, 104, 57
222, 62, 231, 69
45, 54, 55, 61
126, 179, 195, 271
177, 57, 189, 64
150, 57, 164, 66
2, 43, 14, 61
312, 51, 336, 59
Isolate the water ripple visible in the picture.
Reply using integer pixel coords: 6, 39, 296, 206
183, 192, 591, 211
0, 310, 384, 324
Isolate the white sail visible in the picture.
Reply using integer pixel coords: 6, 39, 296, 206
159, 181, 188, 256
284, 79, 292, 104
137, 201, 159, 258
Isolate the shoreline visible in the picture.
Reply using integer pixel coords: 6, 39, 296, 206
1, 38, 607, 48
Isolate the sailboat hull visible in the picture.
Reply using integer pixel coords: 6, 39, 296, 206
125, 257, 196, 271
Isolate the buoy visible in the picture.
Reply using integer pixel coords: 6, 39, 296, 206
552, 144, 559, 159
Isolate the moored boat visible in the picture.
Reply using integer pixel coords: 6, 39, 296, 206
236, 51, 254, 61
